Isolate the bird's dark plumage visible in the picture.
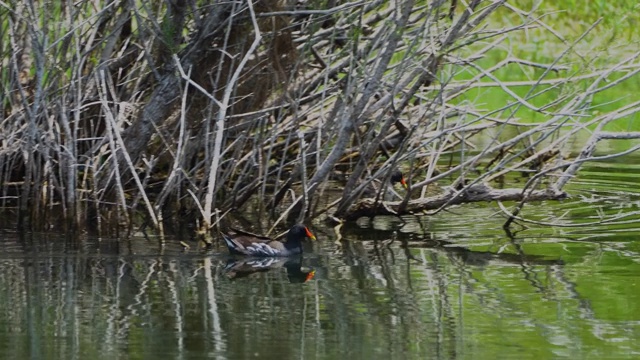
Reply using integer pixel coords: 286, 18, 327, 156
222, 224, 316, 257
390, 170, 408, 189
361, 169, 408, 199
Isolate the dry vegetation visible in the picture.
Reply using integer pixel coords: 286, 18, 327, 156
1, 0, 639, 236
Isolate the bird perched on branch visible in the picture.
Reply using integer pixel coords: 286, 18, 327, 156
362, 169, 408, 200
390, 170, 408, 189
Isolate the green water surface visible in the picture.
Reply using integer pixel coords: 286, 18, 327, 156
1, 155, 640, 359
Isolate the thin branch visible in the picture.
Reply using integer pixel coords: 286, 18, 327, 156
202, 0, 263, 229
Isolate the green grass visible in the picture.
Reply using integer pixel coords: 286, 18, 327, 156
447, 0, 640, 130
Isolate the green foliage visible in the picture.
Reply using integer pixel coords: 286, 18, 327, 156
446, 0, 640, 129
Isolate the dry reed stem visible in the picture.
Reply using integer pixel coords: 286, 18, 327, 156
1, 0, 638, 233
201, 0, 262, 231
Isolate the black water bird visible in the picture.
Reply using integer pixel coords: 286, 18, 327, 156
222, 224, 317, 257
362, 169, 408, 200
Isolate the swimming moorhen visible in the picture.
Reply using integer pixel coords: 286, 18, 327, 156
222, 224, 317, 257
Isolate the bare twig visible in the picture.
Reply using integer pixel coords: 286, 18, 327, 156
202, 0, 263, 229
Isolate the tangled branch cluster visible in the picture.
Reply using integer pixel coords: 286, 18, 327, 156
1, 0, 639, 235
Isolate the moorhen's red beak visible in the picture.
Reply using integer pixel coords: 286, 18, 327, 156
305, 227, 317, 241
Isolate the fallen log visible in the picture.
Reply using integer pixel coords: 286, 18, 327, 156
342, 183, 568, 220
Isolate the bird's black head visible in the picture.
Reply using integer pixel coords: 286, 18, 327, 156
287, 224, 317, 243
390, 170, 408, 189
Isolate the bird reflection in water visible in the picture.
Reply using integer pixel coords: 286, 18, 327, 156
222, 257, 315, 283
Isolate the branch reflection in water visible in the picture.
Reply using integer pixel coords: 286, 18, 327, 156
0, 215, 638, 359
